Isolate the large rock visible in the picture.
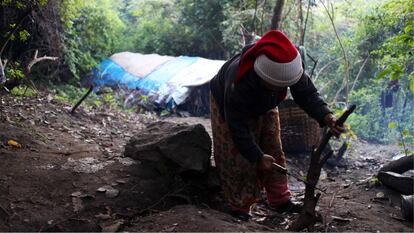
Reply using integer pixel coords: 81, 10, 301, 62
124, 121, 212, 174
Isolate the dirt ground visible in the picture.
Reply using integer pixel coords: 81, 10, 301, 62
0, 92, 413, 232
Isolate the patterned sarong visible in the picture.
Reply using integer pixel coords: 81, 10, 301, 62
210, 93, 290, 213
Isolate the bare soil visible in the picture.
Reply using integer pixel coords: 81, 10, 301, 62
0, 93, 413, 232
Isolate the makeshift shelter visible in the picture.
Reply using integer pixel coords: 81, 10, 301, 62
91, 52, 225, 116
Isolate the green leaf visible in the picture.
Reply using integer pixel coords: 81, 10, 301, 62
402, 129, 411, 137
409, 71, 414, 93
388, 122, 397, 129
404, 24, 412, 34
376, 68, 391, 80
389, 63, 403, 71
10, 86, 37, 97
160, 110, 171, 117
18, 30, 30, 42
389, 70, 402, 81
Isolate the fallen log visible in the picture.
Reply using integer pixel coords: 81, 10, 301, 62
379, 154, 414, 174
288, 105, 356, 231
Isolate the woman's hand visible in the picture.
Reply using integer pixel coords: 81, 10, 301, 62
258, 154, 276, 171
324, 113, 346, 137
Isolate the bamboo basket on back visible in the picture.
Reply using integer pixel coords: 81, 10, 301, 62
278, 99, 321, 153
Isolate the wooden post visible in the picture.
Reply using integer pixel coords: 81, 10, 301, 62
288, 105, 356, 231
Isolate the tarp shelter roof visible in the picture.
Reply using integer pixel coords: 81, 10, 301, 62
92, 52, 225, 110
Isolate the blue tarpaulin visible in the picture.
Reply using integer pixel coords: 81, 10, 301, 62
91, 52, 225, 112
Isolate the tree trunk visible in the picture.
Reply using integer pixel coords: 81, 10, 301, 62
297, 0, 305, 45
270, 0, 285, 30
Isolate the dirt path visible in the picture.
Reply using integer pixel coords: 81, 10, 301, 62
0, 93, 412, 231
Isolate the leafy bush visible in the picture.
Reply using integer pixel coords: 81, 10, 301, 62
61, 0, 125, 82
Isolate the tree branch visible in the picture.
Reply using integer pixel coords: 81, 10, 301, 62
0, 59, 6, 85
303, 0, 312, 45
319, 0, 350, 105
25, 50, 58, 75
317, 78, 334, 93
314, 58, 340, 82
349, 55, 370, 94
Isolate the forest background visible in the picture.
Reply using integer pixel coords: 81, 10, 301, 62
0, 0, 413, 146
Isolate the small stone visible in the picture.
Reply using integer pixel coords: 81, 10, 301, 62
97, 185, 112, 192
105, 188, 119, 198
376, 192, 385, 198
116, 179, 127, 184
71, 191, 82, 197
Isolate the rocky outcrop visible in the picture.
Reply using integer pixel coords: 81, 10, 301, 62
124, 121, 212, 174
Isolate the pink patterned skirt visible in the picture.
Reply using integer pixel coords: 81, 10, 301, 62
210, 93, 290, 213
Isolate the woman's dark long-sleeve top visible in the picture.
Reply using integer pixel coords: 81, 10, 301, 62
210, 50, 331, 164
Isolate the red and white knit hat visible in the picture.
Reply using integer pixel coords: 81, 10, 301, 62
236, 30, 303, 87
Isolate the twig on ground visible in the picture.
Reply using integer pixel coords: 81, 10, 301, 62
39, 214, 78, 232
138, 184, 190, 215
329, 191, 337, 208
324, 191, 338, 232
0, 204, 10, 217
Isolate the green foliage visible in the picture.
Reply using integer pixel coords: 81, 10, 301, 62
388, 122, 397, 129
354, 0, 413, 144
4, 62, 24, 80
365, 0, 413, 89
176, 0, 226, 58
61, 0, 125, 81
1, 0, 49, 51
126, 0, 183, 55
10, 86, 37, 97
303, 0, 414, 144
120, 0, 227, 58
17, 30, 30, 42
53, 85, 116, 110
1, 0, 47, 8
409, 72, 414, 92
347, 88, 388, 143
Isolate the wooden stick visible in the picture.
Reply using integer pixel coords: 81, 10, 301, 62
0, 58, 6, 84
288, 105, 356, 231
70, 86, 94, 114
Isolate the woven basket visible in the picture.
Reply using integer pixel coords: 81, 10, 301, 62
278, 99, 321, 153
